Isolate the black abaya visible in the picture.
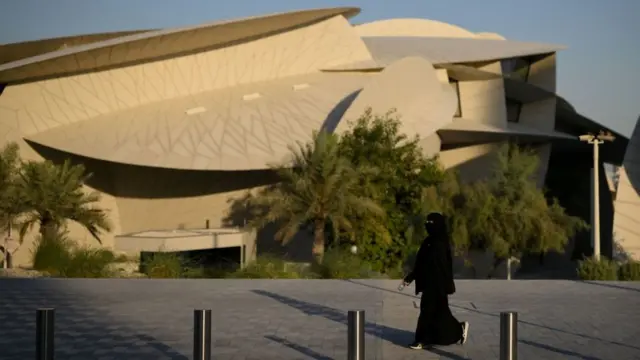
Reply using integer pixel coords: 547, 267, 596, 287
404, 213, 463, 346
414, 293, 463, 345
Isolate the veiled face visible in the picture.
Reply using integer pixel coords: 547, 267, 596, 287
425, 212, 446, 236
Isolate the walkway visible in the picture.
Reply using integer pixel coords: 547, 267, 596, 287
0, 279, 638, 359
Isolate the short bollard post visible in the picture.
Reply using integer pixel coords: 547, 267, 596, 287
193, 309, 212, 360
499, 311, 518, 360
347, 310, 365, 360
36, 308, 55, 360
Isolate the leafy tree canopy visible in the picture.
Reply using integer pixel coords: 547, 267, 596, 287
336, 108, 445, 272
247, 130, 388, 263
420, 142, 587, 267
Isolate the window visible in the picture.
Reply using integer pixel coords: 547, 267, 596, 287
501, 57, 531, 81
449, 79, 462, 117
506, 99, 522, 123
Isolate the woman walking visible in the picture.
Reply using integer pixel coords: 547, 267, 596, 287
401, 212, 469, 349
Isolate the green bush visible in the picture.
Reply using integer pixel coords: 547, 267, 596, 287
312, 248, 375, 279
31, 234, 115, 278
227, 254, 312, 279
618, 260, 640, 281
142, 252, 186, 278
31, 234, 73, 275
61, 248, 115, 278
577, 257, 618, 280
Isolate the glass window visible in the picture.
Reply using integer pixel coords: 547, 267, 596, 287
449, 80, 462, 118
501, 57, 531, 81
506, 99, 522, 123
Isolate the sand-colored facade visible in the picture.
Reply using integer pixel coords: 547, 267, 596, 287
613, 118, 640, 260
0, 7, 633, 266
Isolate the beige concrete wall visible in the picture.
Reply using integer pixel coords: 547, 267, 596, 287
0, 15, 371, 139
457, 61, 508, 128
1, 14, 370, 267
518, 54, 557, 187
439, 143, 501, 183
110, 166, 277, 234
613, 117, 640, 260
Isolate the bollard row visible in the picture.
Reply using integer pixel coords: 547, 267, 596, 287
33, 307, 517, 360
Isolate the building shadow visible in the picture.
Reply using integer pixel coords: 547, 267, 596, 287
264, 335, 332, 360
625, 115, 640, 195
520, 339, 602, 360
345, 279, 640, 352
0, 279, 188, 360
319, 89, 362, 133
572, 280, 640, 294
251, 289, 467, 359
221, 190, 314, 262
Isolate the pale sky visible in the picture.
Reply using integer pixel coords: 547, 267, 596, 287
0, 0, 637, 137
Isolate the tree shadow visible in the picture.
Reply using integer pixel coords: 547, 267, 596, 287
0, 279, 188, 359
251, 289, 467, 359
520, 339, 603, 360
221, 190, 314, 262
346, 280, 640, 352
264, 335, 332, 360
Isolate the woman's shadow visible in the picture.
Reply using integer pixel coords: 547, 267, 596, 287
252, 289, 469, 359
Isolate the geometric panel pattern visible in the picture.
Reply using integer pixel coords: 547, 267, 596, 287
613, 117, 640, 260
0, 14, 372, 140
26, 73, 371, 170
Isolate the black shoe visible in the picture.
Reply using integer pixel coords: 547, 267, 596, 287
460, 321, 470, 345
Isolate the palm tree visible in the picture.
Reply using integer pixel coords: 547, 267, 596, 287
0, 142, 26, 268
17, 159, 112, 243
249, 131, 387, 263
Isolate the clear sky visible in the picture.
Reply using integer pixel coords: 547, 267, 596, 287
0, 0, 638, 137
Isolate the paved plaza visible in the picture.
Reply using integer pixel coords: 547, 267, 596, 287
0, 279, 638, 359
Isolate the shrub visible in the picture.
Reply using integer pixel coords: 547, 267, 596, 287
227, 254, 311, 279
618, 260, 640, 281
577, 257, 618, 280
31, 234, 73, 275
61, 248, 115, 278
312, 247, 375, 279
142, 252, 185, 279
31, 234, 115, 278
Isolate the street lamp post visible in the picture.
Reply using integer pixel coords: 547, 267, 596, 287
579, 131, 615, 261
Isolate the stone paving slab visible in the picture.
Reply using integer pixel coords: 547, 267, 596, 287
0, 279, 639, 359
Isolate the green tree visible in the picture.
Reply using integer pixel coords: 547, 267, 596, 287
0, 142, 26, 268
17, 159, 112, 243
419, 143, 587, 278
248, 131, 387, 263
483, 143, 586, 261
337, 108, 445, 272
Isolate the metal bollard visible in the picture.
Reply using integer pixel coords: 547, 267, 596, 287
347, 310, 365, 360
499, 311, 518, 360
193, 309, 212, 360
36, 308, 55, 360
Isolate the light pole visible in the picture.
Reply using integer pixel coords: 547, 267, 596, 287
579, 131, 615, 261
